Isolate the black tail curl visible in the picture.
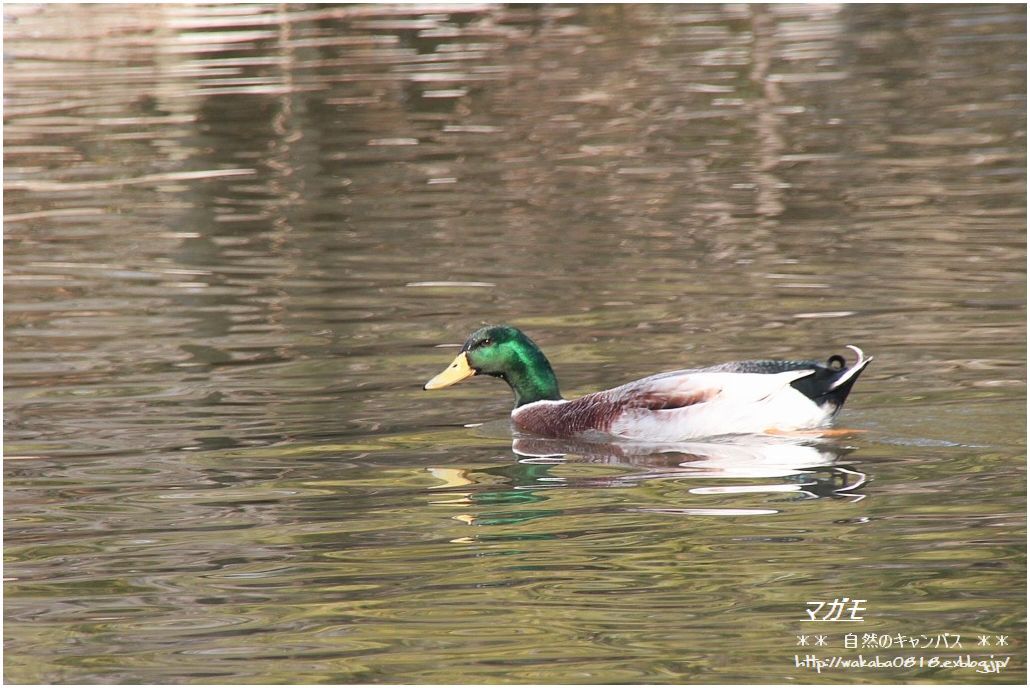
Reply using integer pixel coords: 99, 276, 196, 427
791, 346, 873, 415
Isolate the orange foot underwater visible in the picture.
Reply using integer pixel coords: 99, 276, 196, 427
765, 427, 868, 438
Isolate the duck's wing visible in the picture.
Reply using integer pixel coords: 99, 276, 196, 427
511, 370, 788, 439
603, 367, 823, 441
611, 366, 816, 410
648, 345, 873, 413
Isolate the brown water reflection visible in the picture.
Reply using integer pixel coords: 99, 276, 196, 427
4, 3, 1026, 684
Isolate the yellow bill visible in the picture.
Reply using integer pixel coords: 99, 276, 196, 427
424, 351, 476, 390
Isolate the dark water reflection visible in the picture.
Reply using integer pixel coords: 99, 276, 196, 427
4, 3, 1025, 684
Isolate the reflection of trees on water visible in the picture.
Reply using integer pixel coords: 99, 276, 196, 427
5, 2, 1024, 450
12, 2, 1017, 346
135, 3, 1022, 359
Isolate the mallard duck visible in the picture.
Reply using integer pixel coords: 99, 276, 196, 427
424, 325, 872, 442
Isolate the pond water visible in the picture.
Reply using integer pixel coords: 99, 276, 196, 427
4, 4, 1025, 684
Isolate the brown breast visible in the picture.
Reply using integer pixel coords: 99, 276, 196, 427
512, 393, 624, 438
512, 386, 717, 438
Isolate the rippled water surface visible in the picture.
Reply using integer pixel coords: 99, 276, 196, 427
4, 4, 1026, 684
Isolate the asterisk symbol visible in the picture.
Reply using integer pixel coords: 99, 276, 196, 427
978, 635, 991, 646
996, 635, 1009, 647
815, 635, 828, 647
796, 635, 810, 646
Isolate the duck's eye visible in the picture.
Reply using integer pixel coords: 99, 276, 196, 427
481, 338, 492, 347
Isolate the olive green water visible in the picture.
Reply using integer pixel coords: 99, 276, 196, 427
4, 4, 1025, 684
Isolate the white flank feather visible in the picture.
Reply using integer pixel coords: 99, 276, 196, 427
609, 369, 829, 441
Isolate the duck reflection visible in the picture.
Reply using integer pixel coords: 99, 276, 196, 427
510, 435, 867, 501
428, 435, 868, 532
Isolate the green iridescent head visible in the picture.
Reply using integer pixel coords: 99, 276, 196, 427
423, 325, 562, 407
